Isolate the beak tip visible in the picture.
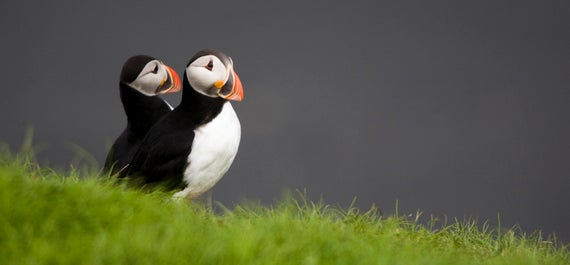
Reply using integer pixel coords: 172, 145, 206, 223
161, 65, 182, 94
220, 68, 244, 101
232, 70, 244, 101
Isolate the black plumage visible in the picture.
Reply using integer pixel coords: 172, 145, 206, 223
122, 49, 244, 198
123, 72, 226, 189
104, 55, 179, 175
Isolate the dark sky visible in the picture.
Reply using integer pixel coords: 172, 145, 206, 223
1, 1, 569, 241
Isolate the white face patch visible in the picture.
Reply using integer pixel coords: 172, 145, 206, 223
128, 60, 168, 96
186, 55, 228, 97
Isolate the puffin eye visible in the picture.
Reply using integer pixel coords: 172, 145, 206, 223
205, 60, 214, 71
151, 64, 159, 74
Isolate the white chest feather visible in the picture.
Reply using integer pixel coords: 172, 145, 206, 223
174, 102, 241, 199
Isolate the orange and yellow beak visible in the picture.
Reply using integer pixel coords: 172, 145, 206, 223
216, 67, 244, 101
156, 65, 182, 94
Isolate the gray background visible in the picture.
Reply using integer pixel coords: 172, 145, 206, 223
1, 1, 569, 242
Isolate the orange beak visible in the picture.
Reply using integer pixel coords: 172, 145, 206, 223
157, 65, 182, 94
219, 68, 244, 101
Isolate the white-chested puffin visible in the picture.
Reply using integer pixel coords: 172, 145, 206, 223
123, 49, 243, 199
103, 55, 182, 175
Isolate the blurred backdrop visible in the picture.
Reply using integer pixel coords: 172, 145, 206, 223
1, 1, 569, 241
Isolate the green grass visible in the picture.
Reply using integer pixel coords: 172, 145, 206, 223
0, 148, 568, 265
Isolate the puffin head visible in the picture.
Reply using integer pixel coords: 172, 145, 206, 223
120, 55, 181, 96
185, 49, 244, 101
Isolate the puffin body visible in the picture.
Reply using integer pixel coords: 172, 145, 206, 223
182, 102, 241, 197
125, 49, 244, 199
104, 55, 181, 175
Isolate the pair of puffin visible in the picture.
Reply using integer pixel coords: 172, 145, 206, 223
104, 49, 244, 199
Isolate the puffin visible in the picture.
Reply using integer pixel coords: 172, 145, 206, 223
103, 55, 182, 175
123, 49, 244, 199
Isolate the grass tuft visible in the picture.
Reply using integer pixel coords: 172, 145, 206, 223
0, 150, 568, 265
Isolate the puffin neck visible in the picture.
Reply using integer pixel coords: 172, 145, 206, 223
119, 83, 170, 132
179, 73, 226, 125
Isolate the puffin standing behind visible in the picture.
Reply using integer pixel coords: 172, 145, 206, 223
124, 49, 244, 199
103, 55, 182, 175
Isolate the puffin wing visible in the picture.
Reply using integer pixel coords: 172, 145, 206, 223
104, 94, 173, 175
124, 125, 195, 187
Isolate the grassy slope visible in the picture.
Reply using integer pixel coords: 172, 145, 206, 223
0, 153, 568, 265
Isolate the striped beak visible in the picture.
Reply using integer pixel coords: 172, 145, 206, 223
156, 65, 182, 94
217, 67, 243, 101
